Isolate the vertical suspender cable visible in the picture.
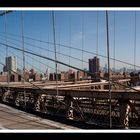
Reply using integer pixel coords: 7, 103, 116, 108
96, 11, 98, 79
113, 11, 116, 72
47, 16, 50, 80
69, 16, 71, 70
4, 11, 10, 92
106, 11, 112, 128
47, 39, 50, 81
39, 35, 41, 74
21, 11, 26, 109
58, 31, 60, 74
52, 11, 58, 101
134, 11, 136, 73
81, 12, 84, 82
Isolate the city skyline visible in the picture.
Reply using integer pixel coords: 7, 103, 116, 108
0, 10, 140, 73
2, 54, 139, 74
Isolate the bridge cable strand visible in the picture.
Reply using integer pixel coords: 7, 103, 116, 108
82, 12, 84, 70
0, 35, 60, 71
0, 46, 49, 76
4, 11, 10, 92
106, 11, 112, 128
21, 11, 26, 109
0, 36, 62, 72
0, 61, 75, 111
96, 11, 99, 80
0, 34, 105, 81
69, 15, 71, 70
58, 30, 61, 77
39, 32, 41, 78
0, 37, 128, 83
134, 11, 137, 73
113, 11, 116, 72
0, 34, 91, 68
0, 42, 140, 93
1, 32, 140, 79
52, 11, 59, 102
1, 31, 140, 70
0, 59, 72, 112
0, 62, 48, 95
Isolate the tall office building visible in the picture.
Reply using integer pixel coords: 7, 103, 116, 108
46, 68, 50, 80
89, 56, 99, 74
4, 56, 17, 74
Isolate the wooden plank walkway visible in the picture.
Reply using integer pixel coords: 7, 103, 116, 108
0, 103, 79, 130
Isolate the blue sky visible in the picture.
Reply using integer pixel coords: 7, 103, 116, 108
0, 10, 139, 73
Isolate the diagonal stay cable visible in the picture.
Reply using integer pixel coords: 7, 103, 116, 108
0, 62, 48, 95
0, 34, 89, 67
0, 31, 140, 69
0, 46, 52, 75
0, 47, 77, 111
0, 37, 62, 73
0, 61, 75, 111
0, 34, 138, 75
0, 42, 140, 93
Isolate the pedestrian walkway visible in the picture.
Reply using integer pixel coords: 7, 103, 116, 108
0, 103, 79, 130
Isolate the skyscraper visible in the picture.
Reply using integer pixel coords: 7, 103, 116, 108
89, 56, 99, 74
4, 56, 17, 74
46, 68, 50, 80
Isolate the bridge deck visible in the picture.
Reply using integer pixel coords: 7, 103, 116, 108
0, 81, 140, 100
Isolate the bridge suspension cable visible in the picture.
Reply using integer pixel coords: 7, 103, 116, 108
0, 42, 140, 93
82, 12, 84, 70
52, 11, 59, 101
21, 11, 26, 109
1, 30, 140, 78
0, 59, 76, 111
0, 31, 140, 70
0, 47, 51, 76
96, 11, 99, 80
0, 34, 89, 66
4, 11, 10, 92
134, 11, 137, 73
113, 11, 116, 72
69, 16, 71, 69
106, 11, 112, 128
0, 37, 63, 73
